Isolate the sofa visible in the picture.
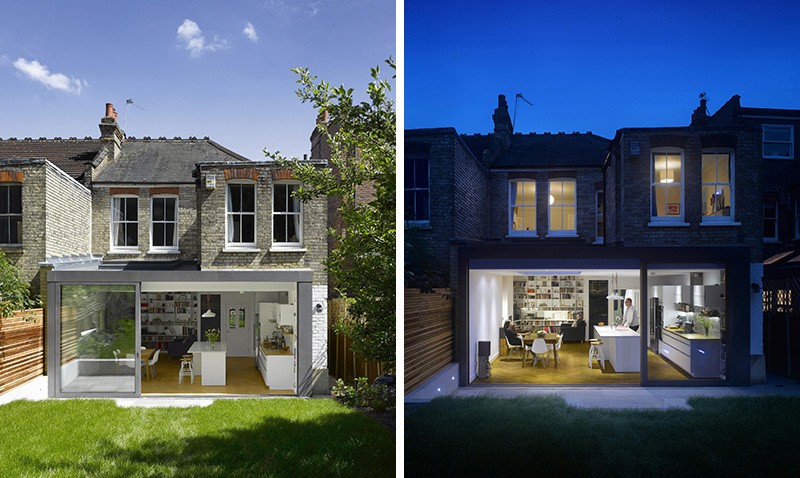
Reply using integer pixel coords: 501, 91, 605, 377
560, 320, 586, 343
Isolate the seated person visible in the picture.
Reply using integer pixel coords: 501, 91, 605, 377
503, 320, 522, 346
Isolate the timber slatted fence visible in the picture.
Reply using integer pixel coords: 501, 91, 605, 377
405, 288, 453, 393
327, 299, 383, 384
0, 309, 44, 395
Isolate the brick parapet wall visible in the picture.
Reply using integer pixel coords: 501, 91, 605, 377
45, 163, 92, 258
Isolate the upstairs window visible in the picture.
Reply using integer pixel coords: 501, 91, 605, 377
651, 150, 684, 222
111, 196, 138, 250
0, 184, 22, 245
595, 190, 604, 244
764, 199, 778, 242
509, 180, 536, 236
226, 183, 256, 246
763, 125, 794, 159
404, 145, 430, 223
701, 152, 734, 222
273, 183, 302, 247
548, 179, 576, 235
150, 196, 178, 252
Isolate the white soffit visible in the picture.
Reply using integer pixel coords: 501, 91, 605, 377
141, 281, 296, 292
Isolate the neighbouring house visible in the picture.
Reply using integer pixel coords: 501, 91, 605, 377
1, 103, 329, 397
405, 93, 792, 399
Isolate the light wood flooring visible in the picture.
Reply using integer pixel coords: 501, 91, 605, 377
141, 356, 293, 395
473, 342, 689, 385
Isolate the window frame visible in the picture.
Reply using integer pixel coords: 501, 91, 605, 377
795, 198, 800, 240
763, 198, 779, 242
650, 148, 685, 224
149, 195, 179, 253
110, 195, 139, 253
762, 124, 794, 159
700, 149, 735, 224
0, 183, 22, 246
547, 178, 577, 237
225, 182, 257, 249
508, 179, 537, 237
271, 181, 304, 249
404, 154, 430, 225
594, 190, 604, 244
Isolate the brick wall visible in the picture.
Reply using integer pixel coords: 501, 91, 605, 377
198, 164, 328, 287
0, 164, 46, 292
45, 162, 92, 257
615, 127, 763, 262
91, 185, 199, 261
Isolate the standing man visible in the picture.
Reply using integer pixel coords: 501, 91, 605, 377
622, 297, 639, 332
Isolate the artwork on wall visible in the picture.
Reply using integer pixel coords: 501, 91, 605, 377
229, 308, 237, 328
239, 308, 246, 328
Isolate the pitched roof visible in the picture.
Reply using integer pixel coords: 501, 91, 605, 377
0, 138, 103, 180
92, 138, 252, 184
460, 132, 609, 168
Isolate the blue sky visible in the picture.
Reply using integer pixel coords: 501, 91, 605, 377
406, 0, 800, 139
0, 0, 395, 160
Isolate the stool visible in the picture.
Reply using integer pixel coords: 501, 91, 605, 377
178, 354, 194, 384
588, 340, 605, 369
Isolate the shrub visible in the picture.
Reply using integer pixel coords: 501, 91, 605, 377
331, 377, 394, 412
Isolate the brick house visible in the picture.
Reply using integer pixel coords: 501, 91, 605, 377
405, 93, 775, 399
1, 103, 329, 397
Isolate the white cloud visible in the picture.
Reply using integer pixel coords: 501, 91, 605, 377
243, 21, 258, 43
12, 58, 86, 94
263, 0, 328, 17
176, 19, 229, 58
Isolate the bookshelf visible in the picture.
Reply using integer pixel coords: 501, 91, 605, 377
514, 275, 585, 331
141, 292, 199, 349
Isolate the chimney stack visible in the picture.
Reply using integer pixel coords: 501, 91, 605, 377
691, 94, 709, 126
490, 94, 513, 157
99, 102, 124, 159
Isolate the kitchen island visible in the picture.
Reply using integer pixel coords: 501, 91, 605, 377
593, 326, 640, 372
257, 345, 294, 391
660, 328, 721, 378
188, 341, 227, 386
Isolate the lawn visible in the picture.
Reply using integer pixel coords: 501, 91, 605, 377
0, 398, 394, 478
406, 395, 800, 477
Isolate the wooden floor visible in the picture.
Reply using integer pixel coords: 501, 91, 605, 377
473, 342, 690, 385
141, 356, 293, 395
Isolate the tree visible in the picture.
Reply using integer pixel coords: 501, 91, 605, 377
266, 59, 396, 371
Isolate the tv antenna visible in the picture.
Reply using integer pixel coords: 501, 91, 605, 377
122, 99, 146, 131
513, 93, 533, 130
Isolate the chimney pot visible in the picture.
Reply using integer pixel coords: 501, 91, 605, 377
316, 110, 329, 124
105, 103, 118, 121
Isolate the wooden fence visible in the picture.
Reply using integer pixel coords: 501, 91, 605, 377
0, 308, 45, 395
327, 299, 383, 384
404, 288, 454, 394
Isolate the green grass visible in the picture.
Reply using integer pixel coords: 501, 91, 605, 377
406, 395, 800, 477
0, 398, 394, 478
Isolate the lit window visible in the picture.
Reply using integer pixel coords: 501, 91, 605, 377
227, 184, 256, 246
509, 180, 536, 236
150, 196, 178, 251
404, 147, 430, 223
0, 184, 22, 245
548, 179, 576, 235
111, 196, 138, 250
273, 183, 302, 246
763, 199, 778, 242
763, 125, 794, 159
701, 152, 733, 222
651, 150, 683, 221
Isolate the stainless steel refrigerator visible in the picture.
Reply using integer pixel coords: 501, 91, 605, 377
648, 297, 662, 351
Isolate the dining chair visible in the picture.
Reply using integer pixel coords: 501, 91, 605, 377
531, 338, 549, 368
147, 349, 161, 378
113, 349, 122, 367
547, 334, 564, 364
124, 353, 146, 376
505, 334, 524, 361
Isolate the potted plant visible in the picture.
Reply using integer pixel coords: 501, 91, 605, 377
696, 315, 714, 336
205, 328, 220, 349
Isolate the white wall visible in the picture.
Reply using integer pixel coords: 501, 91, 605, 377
468, 270, 507, 382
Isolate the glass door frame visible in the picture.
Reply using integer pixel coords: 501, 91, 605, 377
51, 281, 142, 398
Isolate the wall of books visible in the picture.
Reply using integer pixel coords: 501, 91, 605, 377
513, 275, 585, 312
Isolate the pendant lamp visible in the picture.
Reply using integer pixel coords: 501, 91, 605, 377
606, 273, 624, 300
201, 293, 216, 318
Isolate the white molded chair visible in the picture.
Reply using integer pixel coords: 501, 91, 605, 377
530, 338, 549, 368
124, 353, 146, 374
147, 349, 161, 378
547, 334, 564, 364
505, 334, 524, 361
113, 349, 122, 367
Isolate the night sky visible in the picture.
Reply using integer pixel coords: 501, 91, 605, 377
405, 0, 800, 139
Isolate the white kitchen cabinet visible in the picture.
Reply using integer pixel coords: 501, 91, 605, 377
660, 329, 722, 378
279, 304, 296, 326
266, 355, 294, 390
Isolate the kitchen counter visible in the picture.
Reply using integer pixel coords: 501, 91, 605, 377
659, 328, 721, 378
593, 326, 640, 372
257, 346, 295, 391
188, 341, 226, 386
663, 328, 720, 340
260, 345, 292, 356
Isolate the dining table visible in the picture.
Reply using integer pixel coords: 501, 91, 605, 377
521, 333, 559, 368
141, 348, 155, 379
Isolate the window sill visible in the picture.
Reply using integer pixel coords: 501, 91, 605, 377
0, 244, 23, 249
506, 234, 538, 239
107, 249, 140, 255
147, 249, 180, 255
700, 221, 741, 227
544, 233, 578, 238
647, 222, 690, 227
763, 238, 780, 243
269, 246, 307, 253
222, 247, 260, 253
405, 221, 431, 230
